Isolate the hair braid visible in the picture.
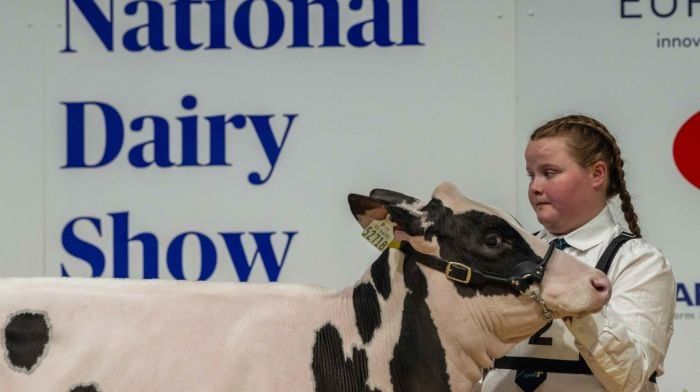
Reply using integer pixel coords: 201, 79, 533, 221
531, 115, 642, 237
595, 124, 642, 237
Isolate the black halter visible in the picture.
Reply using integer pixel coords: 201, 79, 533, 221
399, 241, 556, 293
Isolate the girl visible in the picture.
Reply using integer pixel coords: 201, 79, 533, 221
479, 115, 676, 391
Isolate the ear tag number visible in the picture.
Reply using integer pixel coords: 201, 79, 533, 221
361, 216, 396, 251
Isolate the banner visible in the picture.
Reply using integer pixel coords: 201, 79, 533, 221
0, 0, 696, 389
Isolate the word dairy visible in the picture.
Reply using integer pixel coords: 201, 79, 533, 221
62, 95, 297, 185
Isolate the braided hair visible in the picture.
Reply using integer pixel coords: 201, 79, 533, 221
530, 115, 641, 237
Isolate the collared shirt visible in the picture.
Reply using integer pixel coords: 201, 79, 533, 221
479, 206, 676, 392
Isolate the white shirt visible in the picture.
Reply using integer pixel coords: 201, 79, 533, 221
479, 206, 676, 392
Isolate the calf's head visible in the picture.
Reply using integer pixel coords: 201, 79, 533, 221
349, 182, 611, 327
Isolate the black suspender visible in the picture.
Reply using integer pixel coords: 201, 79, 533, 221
493, 233, 646, 376
595, 232, 636, 273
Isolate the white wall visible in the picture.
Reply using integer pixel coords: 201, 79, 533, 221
0, 0, 45, 276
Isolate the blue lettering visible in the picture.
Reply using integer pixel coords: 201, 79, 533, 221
677, 282, 693, 305
399, 0, 422, 45
247, 114, 297, 185
61, 216, 106, 277
129, 115, 174, 168
167, 232, 217, 280
62, 96, 297, 184
178, 95, 203, 166
220, 231, 297, 281
123, 0, 169, 51
111, 211, 159, 278
62, 0, 422, 52
63, 0, 114, 52
347, 0, 394, 47
206, 0, 230, 49
61, 212, 297, 281
63, 101, 124, 168
206, 114, 247, 165
234, 0, 285, 49
174, 0, 205, 50
288, 0, 342, 48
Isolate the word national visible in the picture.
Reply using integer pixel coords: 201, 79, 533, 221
62, 0, 423, 52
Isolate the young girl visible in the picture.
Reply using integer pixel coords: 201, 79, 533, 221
479, 115, 676, 391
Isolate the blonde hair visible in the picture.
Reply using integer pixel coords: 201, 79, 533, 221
530, 115, 641, 237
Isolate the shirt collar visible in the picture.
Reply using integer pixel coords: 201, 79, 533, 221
539, 206, 617, 252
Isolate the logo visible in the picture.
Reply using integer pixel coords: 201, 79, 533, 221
676, 282, 700, 321
620, 0, 700, 18
673, 112, 700, 189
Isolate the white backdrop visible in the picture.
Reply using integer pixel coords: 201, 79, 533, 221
1, 0, 697, 390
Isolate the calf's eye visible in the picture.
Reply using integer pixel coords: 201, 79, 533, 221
484, 233, 503, 247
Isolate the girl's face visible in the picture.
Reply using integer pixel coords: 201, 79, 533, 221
525, 137, 607, 235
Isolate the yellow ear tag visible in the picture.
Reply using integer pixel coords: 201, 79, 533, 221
361, 215, 396, 251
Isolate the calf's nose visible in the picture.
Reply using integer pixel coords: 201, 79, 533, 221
591, 275, 612, 302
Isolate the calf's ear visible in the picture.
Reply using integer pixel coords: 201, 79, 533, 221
368, 188, 419, 206
348, 194, 389, 229
369, 190, 424, 235
350, 189, 430, 238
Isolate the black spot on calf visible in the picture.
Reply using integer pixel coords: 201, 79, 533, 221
390, 259, 450, 392
3, 310, 51, 373
353, 283, 382, 344
69, 383, 101, 392
371, 251, 391, 300
311, 323, 380, 392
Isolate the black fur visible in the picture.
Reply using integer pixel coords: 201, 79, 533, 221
438, 210, 538, 298
368, 189, 418, 207
389, 260, 450, 392
69, 383, 100, 392
353, 283, 382, 344
311, 323, 380, 392
370, 251, 391, 300
4, 311, 50, 373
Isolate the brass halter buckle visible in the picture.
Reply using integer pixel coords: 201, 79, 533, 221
445, 262, 472, 284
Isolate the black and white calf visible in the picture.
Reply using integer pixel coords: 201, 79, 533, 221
0, 183, 610, 391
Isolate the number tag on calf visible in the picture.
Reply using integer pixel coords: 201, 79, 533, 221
361, 216, 396, 251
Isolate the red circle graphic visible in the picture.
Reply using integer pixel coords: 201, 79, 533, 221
673, 112, 700, 189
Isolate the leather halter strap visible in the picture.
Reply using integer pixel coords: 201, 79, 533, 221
399, 241, 556, 293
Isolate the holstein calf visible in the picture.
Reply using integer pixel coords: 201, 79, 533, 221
0, 182, 610, 391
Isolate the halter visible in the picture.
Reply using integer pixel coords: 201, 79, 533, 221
400, 242, 556, 321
